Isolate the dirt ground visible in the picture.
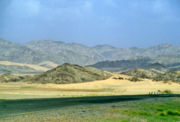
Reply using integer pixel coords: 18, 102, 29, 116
1, 74, 180, 99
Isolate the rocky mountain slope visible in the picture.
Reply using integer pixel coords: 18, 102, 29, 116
0, 63, 111, 84
29, 63, 111, 84
0, 39, 43, 64
122, 69, 180, 83
0, 38, 180, 67
89, 57, 170, 72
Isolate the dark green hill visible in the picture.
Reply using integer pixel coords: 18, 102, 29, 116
29, 63, 112, 84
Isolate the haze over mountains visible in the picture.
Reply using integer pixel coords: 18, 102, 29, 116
0, 38, 180, 84
89, 58, 169, 72
1, 39, 180, 66
0, 38, 180, 74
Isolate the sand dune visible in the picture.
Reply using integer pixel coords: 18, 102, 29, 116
48, 74, 180, 95
1, 74, 180, 99
0, 61, 49, 71
38, 61, 58, 68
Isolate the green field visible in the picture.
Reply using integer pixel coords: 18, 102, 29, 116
1, 95, 180, 122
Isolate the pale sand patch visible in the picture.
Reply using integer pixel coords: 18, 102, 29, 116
0, 74, 180, 99
38, 61, 58, 68
0, 61, 49, 71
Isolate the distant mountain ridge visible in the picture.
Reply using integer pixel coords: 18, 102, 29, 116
0, 38, 180, 66
89, 58, 173, 72
0, 39, 44, 64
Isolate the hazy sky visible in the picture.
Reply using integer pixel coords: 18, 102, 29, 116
0, 0, 180, 47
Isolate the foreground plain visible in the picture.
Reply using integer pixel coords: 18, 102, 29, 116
1, 74, 180, 99
1, 96, 180, 121
1, 74, 180, 121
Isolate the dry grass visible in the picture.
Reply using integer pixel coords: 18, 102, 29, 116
0, 74, 180, 99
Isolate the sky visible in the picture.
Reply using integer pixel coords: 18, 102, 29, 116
0, 0, 180, 48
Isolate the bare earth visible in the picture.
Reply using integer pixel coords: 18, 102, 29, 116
0, 61, 49, 71
0, 74, 180, 99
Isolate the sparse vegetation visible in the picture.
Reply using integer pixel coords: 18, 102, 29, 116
0, 74, 30, 83
123, 69, 180, 83
158, 110, 180, 116
161, 89, 173, 94
29, 63, 112, 84
153, 71, 180, 83
0, 64, 111, 84
113, 76, 124, 80
122, 69, 160, 79
128, 76, 141, 82
1, 96, 180, 121
0, 66, 180, 121
1, 1, 180, 121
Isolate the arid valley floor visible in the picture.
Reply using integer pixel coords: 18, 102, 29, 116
1, 74, 180, 99
1, 74, 180, 121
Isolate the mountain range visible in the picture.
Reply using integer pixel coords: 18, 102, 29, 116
89, 57, 172, 72
0, 38, 180, 73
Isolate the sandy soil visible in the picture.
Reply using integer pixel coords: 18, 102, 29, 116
0, 61, 49, 71
0, 74, 180, 99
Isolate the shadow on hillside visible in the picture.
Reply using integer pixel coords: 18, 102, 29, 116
1, 94, 180, 117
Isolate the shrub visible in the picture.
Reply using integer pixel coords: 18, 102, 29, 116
158, 112, 166, 116
166, 110, 180, 116
158, 110, 180, 116
161, 89, 173, 94
113, 76, 124, 80
129, 76, 141, 82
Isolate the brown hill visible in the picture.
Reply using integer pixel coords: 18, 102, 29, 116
122, 69, 180, 83
122, 69, 160, 79
30, 63, 112, 84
